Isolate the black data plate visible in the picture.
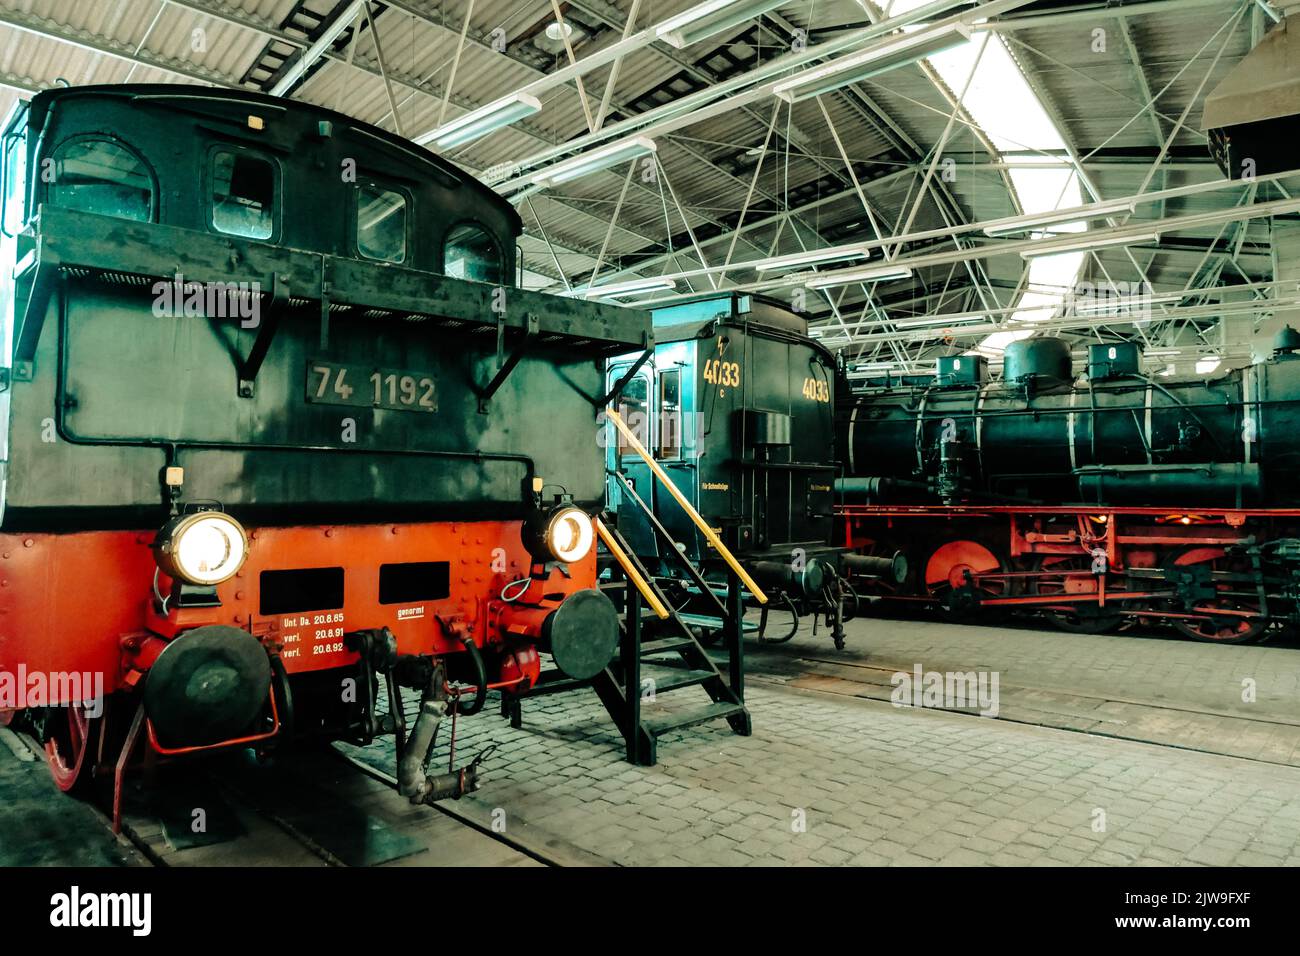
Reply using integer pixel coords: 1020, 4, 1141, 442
305, 359, 437, 413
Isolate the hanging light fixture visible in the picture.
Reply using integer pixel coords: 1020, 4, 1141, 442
773, 21, 973, 103
579, 276, 678, 298
530, 136, 657, 187
752, 243, 873, 273
804, 264, 914, 289
415, 93, 543, 149
1020, 232, 1161, 260
656, 0, 791, 49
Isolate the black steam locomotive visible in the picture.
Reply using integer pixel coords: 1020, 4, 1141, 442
836, 18, 1300, 643
0, 84, 651, 825
839, 333, 1300, 642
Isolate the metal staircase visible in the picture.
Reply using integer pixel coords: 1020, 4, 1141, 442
592, 519, 750, 765
504, 408, 765, 765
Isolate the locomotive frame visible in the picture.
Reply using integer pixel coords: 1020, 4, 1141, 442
843, 502, 1300, 642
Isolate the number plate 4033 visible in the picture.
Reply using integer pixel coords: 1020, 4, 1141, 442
307, 360, 438, 413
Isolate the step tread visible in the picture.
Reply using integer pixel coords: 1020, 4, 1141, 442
644, 701, 746, 736
676, 612, 760, 633
638, 637, 696, 656
642, 668, 717, 693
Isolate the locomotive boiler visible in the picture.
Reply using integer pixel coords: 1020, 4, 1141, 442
0, 84, 650, 823
838, 335, 1300, 641
841, 334, 1300, 508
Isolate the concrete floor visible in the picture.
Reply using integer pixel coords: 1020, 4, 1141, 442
747, 609, 1300, 767
0, 728, 139, 867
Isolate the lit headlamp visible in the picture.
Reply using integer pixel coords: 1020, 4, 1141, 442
153, 511, 249, 586
524, 505, 595, 564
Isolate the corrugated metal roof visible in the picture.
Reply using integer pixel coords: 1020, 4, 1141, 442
0, 0, 1280, 355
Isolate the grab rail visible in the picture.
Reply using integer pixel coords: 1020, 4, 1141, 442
595, 517, 670, 620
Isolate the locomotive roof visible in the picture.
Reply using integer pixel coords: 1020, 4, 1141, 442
26, 83, 521, 234
650, 291, 835, 363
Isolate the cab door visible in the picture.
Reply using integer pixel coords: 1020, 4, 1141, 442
0, 101, 30, 515
605, 363, 659, 560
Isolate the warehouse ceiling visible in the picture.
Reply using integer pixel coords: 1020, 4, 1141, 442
0, 0, 1296, 377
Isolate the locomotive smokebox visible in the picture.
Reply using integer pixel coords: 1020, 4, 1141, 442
1003, 337, 1073, 384
1204, 8, 1300, 177
143, 625, 273, 749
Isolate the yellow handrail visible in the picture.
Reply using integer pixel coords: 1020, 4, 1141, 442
595, 518, 670, 620
606, 407, 768, 604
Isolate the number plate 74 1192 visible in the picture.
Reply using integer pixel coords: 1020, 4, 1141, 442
306, 360, 438, 413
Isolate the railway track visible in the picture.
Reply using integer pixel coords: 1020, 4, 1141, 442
3, 724, 569, 868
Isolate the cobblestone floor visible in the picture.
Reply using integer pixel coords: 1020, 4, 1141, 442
741, 613, 1300, 766
782, 609, 1300, 721
355, 673, 1300, 866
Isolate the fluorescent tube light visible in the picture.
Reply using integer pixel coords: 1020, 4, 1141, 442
580, 277, 678, 298
773, 22, 973, 103
416, 93, 542, 149
982, 199, 1138, 237
1020, 232, 1161, 260
805, 264, 913, 289
271, 0, 365, 96
530, 136, 657, 187
753, 243, 872, 273
657, 0, 790, 48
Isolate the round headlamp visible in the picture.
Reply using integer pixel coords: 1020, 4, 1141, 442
153, 511, 249, 586
547, 507, 594, 563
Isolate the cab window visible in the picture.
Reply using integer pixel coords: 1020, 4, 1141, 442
657, 368, 682, 461
211, 149, 275, 239
48, 138, 153, 222
444, 222, 501, 283
357, 183, 407, 263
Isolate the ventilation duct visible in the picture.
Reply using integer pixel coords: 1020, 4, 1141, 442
1204, 6, 1300, 177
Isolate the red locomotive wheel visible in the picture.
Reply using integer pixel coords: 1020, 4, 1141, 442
924, 540, 1007, 614
1028, 555, 1124, 634
44, 704, 99, 794
1169, 548, 1268, 644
